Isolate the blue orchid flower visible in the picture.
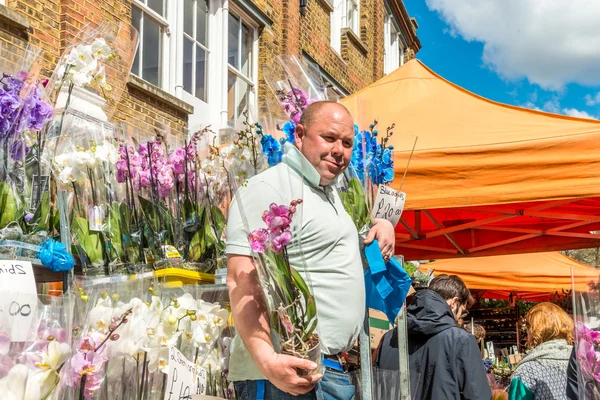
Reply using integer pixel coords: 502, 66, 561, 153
260, 134, 284, 167
350, 123, 395, 186
282, 121, 296, 144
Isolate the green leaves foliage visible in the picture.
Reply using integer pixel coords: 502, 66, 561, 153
339, 177, 370, 230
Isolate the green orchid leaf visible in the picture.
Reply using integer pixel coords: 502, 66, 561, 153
27, 191, 49, 232
0, 182, 20, 229
138, 196, 159, 235
340, 177, 371, 229
108, 202, 123, 258
188, 230, 204, 261
73, 216, 103, 265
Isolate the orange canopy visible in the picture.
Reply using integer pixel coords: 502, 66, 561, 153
419, 252, 599, 301
342, 60, 600, 260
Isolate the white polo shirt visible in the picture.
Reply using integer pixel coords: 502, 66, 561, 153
225, 143, 365, 381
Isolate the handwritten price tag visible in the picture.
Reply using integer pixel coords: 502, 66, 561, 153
195, 366, 207, 395
0, 260, 38, 341
371, 185, 406, 228
165, 347, 197, 400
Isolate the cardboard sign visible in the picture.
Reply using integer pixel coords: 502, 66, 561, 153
0, 261, 38, 341
371, 185, 405, 228
165, 347, 197, 400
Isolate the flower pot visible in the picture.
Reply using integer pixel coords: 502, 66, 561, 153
282, 338, 323, 377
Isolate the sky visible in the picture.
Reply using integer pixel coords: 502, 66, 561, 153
404, 0, 600, 119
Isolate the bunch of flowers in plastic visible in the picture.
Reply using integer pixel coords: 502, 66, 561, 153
351, 120, 395, 186
0, 73, 52, 161
256, 121, 296, 167
56, 38, 114, 91
276, 87, 316, 125
576, 322, 600, 383
116, 140, 174, 198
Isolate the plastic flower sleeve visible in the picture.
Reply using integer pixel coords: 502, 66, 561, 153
263, 55, 327, 124
0, 41, 47, 239
227, 148, 322, 376
47, 110, 116, 275
47, 21, 138, 121
572, 268, 600, 398
0, 294, 72, 400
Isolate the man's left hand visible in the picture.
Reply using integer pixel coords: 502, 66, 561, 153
364, 218, 395, 261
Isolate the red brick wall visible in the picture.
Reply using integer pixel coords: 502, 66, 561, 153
2, 0, 187, 137
2, 0, 417, 136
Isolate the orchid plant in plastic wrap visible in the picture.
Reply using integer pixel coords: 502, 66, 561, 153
0, 295, 72, 400
219, 111, 269, 187
246, 200, 321, 375
0, 41, 56, 260
573, 274, 600, 399
40, 21, 137, 275
258, 55, 324, 168
63, 279, 232, 399
339, 120, 395, 234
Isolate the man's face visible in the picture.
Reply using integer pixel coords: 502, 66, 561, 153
295, 104, 354, 186
447, 297, 468, 324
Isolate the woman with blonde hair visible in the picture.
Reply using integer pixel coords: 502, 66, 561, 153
509, 302, 574, 400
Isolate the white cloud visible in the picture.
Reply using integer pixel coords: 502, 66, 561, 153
542, 97, 561, 113
562, 108, 596, 119
585, 92, 600, 106
521, 101, 541, 112
426, 0, 600, 90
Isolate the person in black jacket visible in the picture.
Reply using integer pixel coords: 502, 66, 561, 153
376, 274, 491, 400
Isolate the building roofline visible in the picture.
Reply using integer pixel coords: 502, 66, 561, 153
387, 0, 421, 53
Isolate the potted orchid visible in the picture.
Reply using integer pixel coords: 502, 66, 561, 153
338, 120, 395, 233
248, 200, 321, 375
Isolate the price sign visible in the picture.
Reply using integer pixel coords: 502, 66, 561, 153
371, 185, 406, 228
165, 347, 197, 400
195, 366, 207, 395
0, 260, 38, 341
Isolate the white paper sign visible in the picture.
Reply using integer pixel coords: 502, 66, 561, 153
165, 347, 197, 400
371, 185, 406, 228
0, 260, 38, 341
195, 366, 207, 395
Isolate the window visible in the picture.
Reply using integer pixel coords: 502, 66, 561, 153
384, 11, 405, 75
330, 0, 360, 54
346, 0, 359, 33
132, 0, 169, 87
182, 0, 209, 101
131, 1, 260, 131
227, 13, 255, 126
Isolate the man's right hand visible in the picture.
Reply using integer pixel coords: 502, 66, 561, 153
257, 352, 323, 396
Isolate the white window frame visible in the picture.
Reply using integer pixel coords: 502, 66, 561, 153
226, 7, 258, 127
345, 0, 359, 33
384, 8, 407, 75
131, 0, 260, 134
132, 0, 171, 90
330, 0, 360, 54
181, 0, 210, 102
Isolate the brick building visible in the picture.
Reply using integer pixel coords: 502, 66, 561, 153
0, 0, 420, 138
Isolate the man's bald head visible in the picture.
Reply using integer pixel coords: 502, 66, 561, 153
294, 101, 355, 186
298, 101, 353, 130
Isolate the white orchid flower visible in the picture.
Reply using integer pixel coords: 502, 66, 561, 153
66, 44, 94, 69
93, 63, 108, 88
147, 347, 169, 373
0, 364, 40, 400
91, 38, 112, 60
238, 147, 252, 163
92, 141, 119, 163
57, 165, 86, 184
33, 340, 71, 398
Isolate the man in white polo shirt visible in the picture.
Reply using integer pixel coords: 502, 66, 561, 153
226, 101, 395, 399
